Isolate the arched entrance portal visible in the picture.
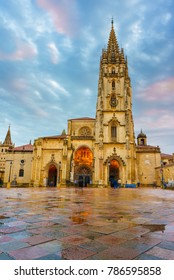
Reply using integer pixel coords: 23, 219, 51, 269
74, 147, 93, 187
76, 165, 91, 187
48, 165, 57, 187
109, 159, 119, 187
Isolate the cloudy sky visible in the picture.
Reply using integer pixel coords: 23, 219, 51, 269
0, 0, 174, 154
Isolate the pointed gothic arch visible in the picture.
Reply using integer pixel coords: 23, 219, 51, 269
48, 164, 57, 187
105, 154, 125, 187
109, 159, 120, 185
73, 146, 93, 187
43, 158, 61, 187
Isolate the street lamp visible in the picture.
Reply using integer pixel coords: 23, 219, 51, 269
7, 161, 12, 189
108, 161, 110, 186
57, 161, 61, 187
161, 161, 165, 189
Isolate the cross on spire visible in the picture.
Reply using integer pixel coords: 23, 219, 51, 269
111, 17, 114, 27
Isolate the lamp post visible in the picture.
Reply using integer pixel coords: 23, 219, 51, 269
7, 161, 12, 189
161, 161, 165, 189
57, 161, 61, 187
108, 161, 110, 186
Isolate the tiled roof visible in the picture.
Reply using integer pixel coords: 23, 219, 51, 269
136, 145, 160, 152
161, 153, 173, 159
137, 145, 159, 149
68, 117, 95, 121
11, 144, 33, 152
42, 134, 68, 139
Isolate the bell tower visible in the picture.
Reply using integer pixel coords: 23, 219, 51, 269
94, 20, 137, 185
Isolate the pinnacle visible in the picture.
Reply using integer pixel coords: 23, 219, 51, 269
106, 21, 120, 63
3, 125, 13, 146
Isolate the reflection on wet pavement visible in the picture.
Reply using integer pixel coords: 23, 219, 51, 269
0, 187, 174, 259
140, 224, 166, 233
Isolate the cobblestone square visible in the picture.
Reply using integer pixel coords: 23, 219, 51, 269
0, 187, 174, 260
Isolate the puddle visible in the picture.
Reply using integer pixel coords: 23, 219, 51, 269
100, 215, 123, 223
0, 215, 10, 219
70, 216, 86, 224
141, 224, 166, 232
74, 201, 83, 204
70, 211, 89, 224
0, 215, 10, 224
51, 205, 65, 209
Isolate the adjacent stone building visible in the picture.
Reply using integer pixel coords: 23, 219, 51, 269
155, 153, 174, 187
4, 143, 33, 186
0, 126, 14, 184
136, 131, 161, 186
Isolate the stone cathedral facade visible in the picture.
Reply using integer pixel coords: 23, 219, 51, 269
31, 22, 162, 188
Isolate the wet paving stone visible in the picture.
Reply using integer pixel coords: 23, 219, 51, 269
157, 241, 174, 251
34, 253, 64, 260
0, 235, 15, 243
119, 239, 155, 253
58, 235, 91, 245
8, 245, 50, 260
0, 226, 25, 234
43, 230, 71, 239
95, 234, 125, 246
0, 187, 174, 259
7, 231, 33, 240
88, 245, 140, 260
146, 246, 174, 259
61, 246, 95, 260
0, 253, 14, 260
135, 253, 165, 260
0, 240, 29, 252
37, 240, 70, 253
79, 240, 109, 252
21, 235, 55, 245
78, 230, 105, 240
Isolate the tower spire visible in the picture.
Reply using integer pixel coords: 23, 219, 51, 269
3, 125, 12, 146
107, 19, 119, 63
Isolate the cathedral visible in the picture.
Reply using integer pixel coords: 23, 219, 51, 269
1, 21, 173, 188
30, 21, 161, 188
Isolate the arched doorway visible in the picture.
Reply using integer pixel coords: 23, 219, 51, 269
74, 147, 93, 187
48, 165, 57, 187
76, 165, 91, 187
109, 159, 119, 187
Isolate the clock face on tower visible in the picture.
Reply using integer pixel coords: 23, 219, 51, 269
110, 96, 118, 108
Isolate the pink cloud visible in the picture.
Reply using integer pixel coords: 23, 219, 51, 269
47, 42, 60, 64
138, 77, 174, 102
0, 41, 37, 61
11, 78, 28, 91
135, 108, 174, 130
36, 0, 79, 36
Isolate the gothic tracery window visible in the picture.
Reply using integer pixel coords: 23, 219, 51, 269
111, 126, 117, 138
112, 80, 115, 89
110, 120, 117, 142
79, 126, 91, 137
